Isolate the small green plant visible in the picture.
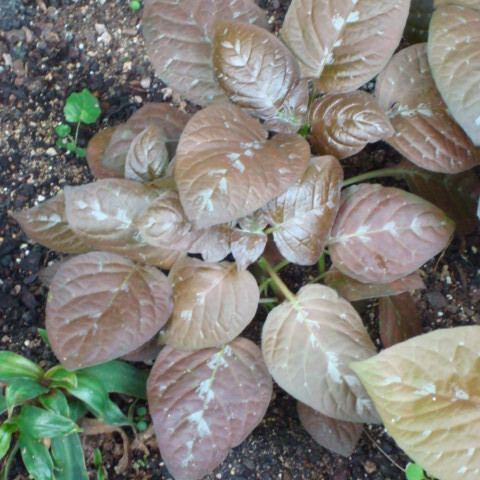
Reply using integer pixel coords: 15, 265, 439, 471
0, 345, 147, 480
406, 462, 434, 480
56, 89, 101, 158
93, 448, 107, 480
129, 0, 141, 10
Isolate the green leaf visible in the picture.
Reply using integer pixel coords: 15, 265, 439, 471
130, 0, 141, 11
63, 373, 108, 420
66, 398, 88, 423
56, 139, 67, 149
0, 393, 6, 416
0, 426, 12, 461
79, 360, 148, 399
45, 365, 78, 389
38, 328, 51, 348
16, 406, 81, 439
6, 379, 49, 416
75, 147, 86, 158
406, 462, 426, 480
66, 142, 76, 152
39, 390, 70, 418
18, 433, 54, 480
103, 399, 132, 427
0, 352, 44, 382
64, 89, 101, 125
51, 433, 88, 480
55, 124, 71, 138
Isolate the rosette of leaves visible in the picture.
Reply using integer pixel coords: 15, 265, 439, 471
10, 0, 480, 478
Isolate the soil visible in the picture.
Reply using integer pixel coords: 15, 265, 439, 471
1, 1, 479, 479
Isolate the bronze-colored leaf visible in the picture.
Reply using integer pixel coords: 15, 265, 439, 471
309, 92, 394, 159
174, 103, 310, 228
86, 127, 120, 179
375, 43, 480, 173
265, 156, 343, 265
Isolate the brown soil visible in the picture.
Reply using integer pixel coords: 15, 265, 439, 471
1, 1, 479, 479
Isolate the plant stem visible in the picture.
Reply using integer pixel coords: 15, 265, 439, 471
272, 259, 289, 273
362, 428, 405, 473
341, 167, 426, 188
257, 257, 297, 305
317, 250, 326, 276
258, 298, 278, 304
74, 121, 81, 146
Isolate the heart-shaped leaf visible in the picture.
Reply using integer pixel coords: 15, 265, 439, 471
262, 284, 380, 423
265, 156, 343, 265
324, 267, 426, 302
64, 179, 182, 268
147, 338, 272, 480
142, 0, 267, 106
280, 0, 410, 92
175, 103, 311, 228
297, 401, 363, 457
86, 127, 119, 178
375, 43, 480, 173
379, 292, 422, 348
401, 159, 480, 236
328, 184, 455, 283
309, 92, 394, 159
11, 194, 91, 254
212, 21, 306, 129
46, 251, 173, 369
124, 125, 169, 183
164, 257, 259, 350
428, 5, 480, 145
230, 229, 267, 271
351, 326, 480, 480
102, 103, 190, 176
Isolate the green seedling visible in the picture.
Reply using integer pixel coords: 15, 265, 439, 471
55, 89, 101, 158
405, 462, 434, 480
129, 0, 141, 10
93, 448, 107, 480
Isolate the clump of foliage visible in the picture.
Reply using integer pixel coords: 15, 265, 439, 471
10, 0, 480, 479
55, 89, 101, 158
0, 347, 147, 480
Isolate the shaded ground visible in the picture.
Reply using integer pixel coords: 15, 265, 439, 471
1, 0, 479, 479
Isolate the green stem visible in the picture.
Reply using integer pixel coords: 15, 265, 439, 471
74, 121, 81, 146
258, 298, 278, 304
257, 257, 297, 305
1, 440, 19, 480
272, 259, 289, 273
317, 250, 326, 276
341, 167, 427, 188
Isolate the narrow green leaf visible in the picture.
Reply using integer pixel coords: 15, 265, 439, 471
55, 124, 71, 138
38, 328, 51, 348
406, 462, 426, 480
16, 406, 81, 439
0, 352, 44, 382
0, 427, 12, 461
66, 398, 89, 422
39, 389, 70, 418
103, 399, 132, 427
45, 365, 78, 389
64, 89, 101, 124
51, 433, 88, 480
6, 379, 49, 416
63, 373, 108, 420
18, 433, 54, 480
79, 360, 148, 399
0, 393, 6, 416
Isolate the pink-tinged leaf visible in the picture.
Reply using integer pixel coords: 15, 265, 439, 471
379, 293, 422, 348
103, 103, 190, 176
230, 229, 267, 271
401, 159, 480, 236
164, 257, 259, 350
265, 156, 343, 266
375, 43, 480, 173
325, 267, 426, 302
125, 125, 169, 183
328, 184, 455, 283
297, 402, 363, 457
86, 127, 120, 179
280, 0, 410, 92
175, 103, 311, 228
120, 334, 162, 362
64, 179, 182, 268
435, 0, 480, 6
142, 0, 267, 107
147, 338, 272, 479
212, 21, 307, 131
309, 92, 394, 159
11, 195, 92, 254
46, 251, 173, 370
351, 326, 480, 480
262, 284, 380, 423
428, 5, 480, 146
